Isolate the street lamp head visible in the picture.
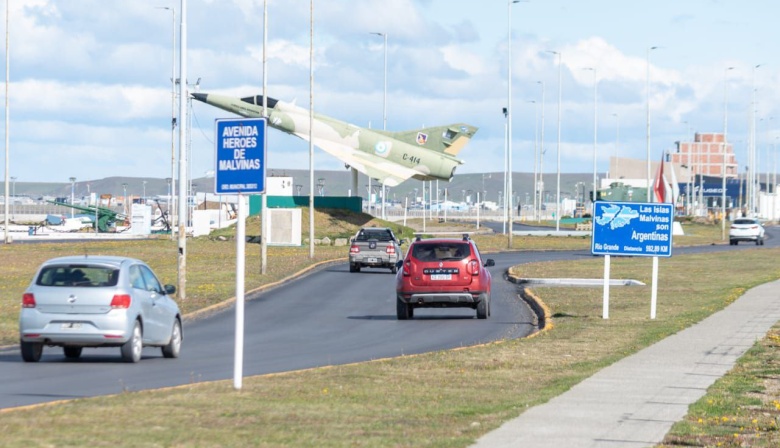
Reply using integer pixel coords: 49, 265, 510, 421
370, 32, 384, 37
69, 177, 76, 183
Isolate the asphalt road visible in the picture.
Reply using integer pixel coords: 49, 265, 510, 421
0, 251, 565, 410
1, 228, 775, 410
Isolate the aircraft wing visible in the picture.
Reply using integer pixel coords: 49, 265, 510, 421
292, 131, 416, 187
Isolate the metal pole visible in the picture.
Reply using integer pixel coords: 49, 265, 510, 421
721, 67, 733, 240
308, 0, 314, 259
546, 50, 562, 231
261, 0, 268, 274
69, 177, 76, 218
646, 46, 658, 201
3, 0, 9, 244
233, 193, 245, 390
530, 100, 538, 221
157, 6, 177, 241
507, 0, 518, 247
585, 67, 598, 207
177, 0, 188, 299
538, 80, 545, 221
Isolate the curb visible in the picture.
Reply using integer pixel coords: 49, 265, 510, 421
506, 273, 553, 336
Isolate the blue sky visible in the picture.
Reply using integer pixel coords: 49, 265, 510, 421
2, 0, 779, 183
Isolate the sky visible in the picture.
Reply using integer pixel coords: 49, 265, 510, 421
2, 0, 779, 184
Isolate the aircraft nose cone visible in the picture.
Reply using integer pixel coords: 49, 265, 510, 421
191, 92, 208, 102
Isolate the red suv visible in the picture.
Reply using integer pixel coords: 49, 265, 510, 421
395, 235, 494, 320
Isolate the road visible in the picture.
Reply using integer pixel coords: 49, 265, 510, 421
1, 228, 775, 410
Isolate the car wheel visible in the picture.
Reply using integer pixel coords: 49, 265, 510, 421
21, 340, 43, 362
162, 319, 182, 359
760, 238, 765, 246
476, 293, 489, 320
391, 265, 398, 274
349, 263, 361, 273
121, 320, 143, 363
63, 346, 83, 360
396, 296, 412, 320
733, 240, 738, 245
755, 239, 760, 246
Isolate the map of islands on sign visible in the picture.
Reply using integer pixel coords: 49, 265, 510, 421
595, 204, 640, 230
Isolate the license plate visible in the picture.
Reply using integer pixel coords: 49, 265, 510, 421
367, 257, 378, 263
61, 322, 82, 330
430, 274, 452, 281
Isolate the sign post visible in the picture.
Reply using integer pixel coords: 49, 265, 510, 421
214, 117, 267, 390
592, 201, 674, 319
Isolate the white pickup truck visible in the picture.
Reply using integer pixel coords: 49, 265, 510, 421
348, 227, 404, 273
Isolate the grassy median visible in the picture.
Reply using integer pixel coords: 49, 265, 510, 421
1, 211, 774, 447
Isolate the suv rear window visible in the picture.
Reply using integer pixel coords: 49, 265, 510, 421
411, 242, 471, 262
733, 219, 758, 225
355, 230, 394, 242
36, 265, 119, 287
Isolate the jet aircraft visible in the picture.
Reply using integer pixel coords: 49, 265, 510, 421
192, 93, 478, 187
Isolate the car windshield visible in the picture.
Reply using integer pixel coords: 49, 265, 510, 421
355, 230, 394, 242
36, 265, 119, 287
412, 243, 471, 262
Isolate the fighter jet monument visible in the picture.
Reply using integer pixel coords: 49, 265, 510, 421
192, 93, 478, 188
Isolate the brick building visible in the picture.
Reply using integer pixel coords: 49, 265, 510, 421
670, 132, 737, 178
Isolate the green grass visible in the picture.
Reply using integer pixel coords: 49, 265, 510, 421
0, 214, 775, 447
0, 217, 756, 447
658, 326, 780, 447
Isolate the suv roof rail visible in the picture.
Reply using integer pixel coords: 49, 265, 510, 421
412, 232, 475, 237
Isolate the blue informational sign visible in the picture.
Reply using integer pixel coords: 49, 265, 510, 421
591, 201, 674, 257
214, 118, 267, 195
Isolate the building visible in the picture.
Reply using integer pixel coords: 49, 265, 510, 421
670, 132, 737, 179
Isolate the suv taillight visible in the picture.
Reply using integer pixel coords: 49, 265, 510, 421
468, 260, 480, 275
22, 293, 36, 308
349, 245, 360, 254
110, 294, 132, 309
403, 260, 412, 276
386, 245, 396, 255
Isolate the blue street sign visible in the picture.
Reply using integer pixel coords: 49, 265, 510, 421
591, 201, 674, 257
214, 118, 267, 195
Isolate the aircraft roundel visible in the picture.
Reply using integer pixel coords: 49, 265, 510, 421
375, 141, 392, 158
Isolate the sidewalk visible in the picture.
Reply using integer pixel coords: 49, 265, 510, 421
473, 279, 780, 448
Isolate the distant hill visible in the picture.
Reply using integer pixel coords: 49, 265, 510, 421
2, 170, 598, 204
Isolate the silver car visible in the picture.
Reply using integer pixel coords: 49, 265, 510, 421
19, 255, 182, 363
729, 218, 765, 245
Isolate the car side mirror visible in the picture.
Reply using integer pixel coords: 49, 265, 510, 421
164, 284, 177, 295
399, 238, 407, 245
484, 259, 495, 267
395, 260, 403, 269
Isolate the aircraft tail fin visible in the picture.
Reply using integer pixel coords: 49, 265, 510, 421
387, 124, 478, 157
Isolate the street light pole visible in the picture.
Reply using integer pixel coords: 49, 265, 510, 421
748, 64, 761, 216
547, 50, 562, 231
646, 46, 658, 202
69, 177, 76, 218
584, 67, 598, 207
371, 31, 388, 220
176, 0, 189, 299
537, 80, 545, 221
3, 0, 10, 244
157, 6, 177, 241
10, 176, 16, 219
528, 99, 538, 221
506, 0, 520, 247
721, 67, 734, 240
122, 183, 128, 216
